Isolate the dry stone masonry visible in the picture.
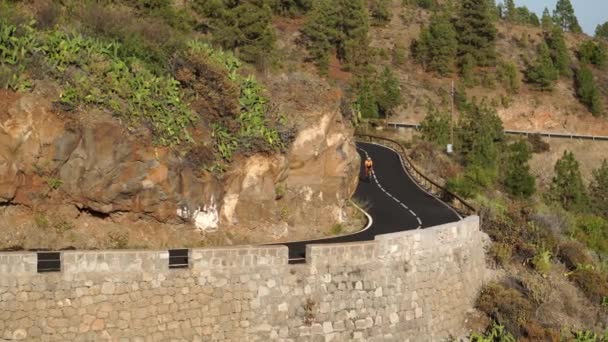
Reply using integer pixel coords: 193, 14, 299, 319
0, 216, 488, 341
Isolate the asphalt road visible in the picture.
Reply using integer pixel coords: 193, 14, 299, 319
282, 142, 461, 262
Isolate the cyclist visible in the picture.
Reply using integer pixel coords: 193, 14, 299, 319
364, 157, 374, 180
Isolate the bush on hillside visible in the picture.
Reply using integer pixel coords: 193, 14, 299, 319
589, 160, 608, 218
548, 150, 587, 211
575, 66, 603, 116
526, 42, 559, 91
578, 40, 608, 67
476, 282, 535, 338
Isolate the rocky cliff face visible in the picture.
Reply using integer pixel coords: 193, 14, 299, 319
0, 78, 359, 240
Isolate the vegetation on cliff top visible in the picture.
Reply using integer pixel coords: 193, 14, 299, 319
0, 0, 292, 172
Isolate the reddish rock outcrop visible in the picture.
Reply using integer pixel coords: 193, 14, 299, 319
0, 77, 359, 234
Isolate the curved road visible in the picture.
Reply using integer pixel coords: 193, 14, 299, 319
283, 142, 461, 262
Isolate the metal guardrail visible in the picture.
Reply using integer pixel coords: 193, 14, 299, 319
385, 122, 608, 141
355, 133, 477, 217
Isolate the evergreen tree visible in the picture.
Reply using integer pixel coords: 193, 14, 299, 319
457, 102, 504, 171
301, 0, 339, 73
549, 150, 587, 210
336, 0, 369, 67
503, 140, 535, 198
578, 40, 608, 67
355, 76, 379, 119
420, 107, 451, 146
553, 0, 582, 33
353, 67, 401, 118
301, 0, 369, 72
546, 26, 571, 77
498, 61, 521, 93
412, 14, 458, 75
455, 0, 497, 68
195, 0, 276, 65
450, 101, 504, 194
272, 0, 312, 16
370, 0, 391, 26
526, 42, 559, 91
528, 12, 540, 27
596, 22, 608, 40
575, 66, 603, 116
504, 0, 516, 22
376, 67, 401, 116
541, 7, 553, 31
589, 159, 608, 218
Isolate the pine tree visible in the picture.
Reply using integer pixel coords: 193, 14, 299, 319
503, 140, 535, 198
457, 102, 504, 171
301, 0, 369, 72
376, 67, 401, 116
420, 107, 451, 146
355, 76, 379, 119
370, 0, 391, 26
578, 40, 608, 67
550, 150, 587, 210
596, 22, 608, 40
195, 0, 276, 65
336, 0, 369, 67
453, 102, 504, 192
412, 14, 458, 75
553, 0, 582, 33
526, 42, 559, 91
528, 12, 540, 27
272, 0, 312, 16
589, 159, 608, 218
575, 66, 603, 116
498, 61, 521, 93
546, 26, 571, 77
301, 0, 339, 73
541, 7, 553, 31
504, 0, 516, 22
455, 0, 497, 68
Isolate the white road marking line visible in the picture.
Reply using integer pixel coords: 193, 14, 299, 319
357, 147, 422, 229
366, 142, 463, 220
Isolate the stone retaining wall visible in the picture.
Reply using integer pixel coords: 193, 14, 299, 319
0, 216, 488, 341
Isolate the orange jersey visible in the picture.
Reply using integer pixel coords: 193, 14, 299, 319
364, 160, 373, 169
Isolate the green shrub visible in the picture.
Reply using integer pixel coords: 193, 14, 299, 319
186, 42, 289, 166
476, 282, 534, 338
557, 239, 594, 270
578, 40, 607, 67
531, 249, 552, 276
46, 178, 63, 191
490, 242, 512, 267
470, 321, 516, 342
330, 223, 344, 235
575, 65, 603, 116
419, 106, 451, 147
568, 265, 608, 305
570, 215, 608, 255
502, 140, 535, 198
548, 150, 587, 211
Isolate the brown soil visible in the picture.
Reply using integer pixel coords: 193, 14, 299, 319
0, 201, 365, 251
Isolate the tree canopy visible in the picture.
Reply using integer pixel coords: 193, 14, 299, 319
549, 150, 587, 210
455, 0, 497, 68
552, 0, 582, 33
412, 13, 458, 75
526, 42, 559, 91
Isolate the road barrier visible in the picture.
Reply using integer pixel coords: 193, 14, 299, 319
385, 122, 608, 141
355, 134, 477, 217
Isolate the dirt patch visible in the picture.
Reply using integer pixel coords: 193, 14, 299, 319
0, 89, 21, 122
0, 199, 366, 251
